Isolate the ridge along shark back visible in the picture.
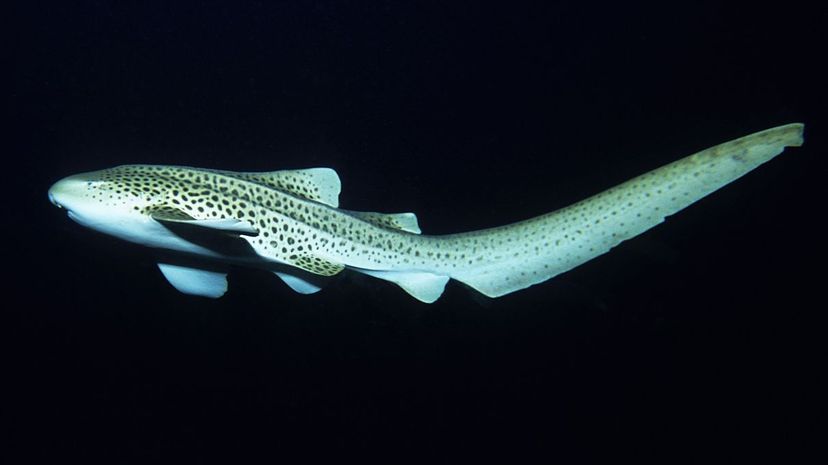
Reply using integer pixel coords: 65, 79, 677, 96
49, 123, 804, 303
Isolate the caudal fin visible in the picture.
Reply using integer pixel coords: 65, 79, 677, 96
449, 123, 804, 298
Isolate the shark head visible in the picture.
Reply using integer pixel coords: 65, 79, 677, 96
49, 166, 166, 244
48, 164, 266, 257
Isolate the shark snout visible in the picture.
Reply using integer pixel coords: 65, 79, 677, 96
48, 176, 89, 211
47, 189, 60, 208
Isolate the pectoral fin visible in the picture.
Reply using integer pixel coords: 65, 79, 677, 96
274, 272, 325, 294
157, 262, 228, 298
150, 206, 259, 236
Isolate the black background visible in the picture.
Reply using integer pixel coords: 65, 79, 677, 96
6, 1, 825, 462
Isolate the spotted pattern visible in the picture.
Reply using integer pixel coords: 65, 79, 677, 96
145, 205, 195, 221
446, 123, 804, 297
71, 123, 802, 298
80, 165, 432, 276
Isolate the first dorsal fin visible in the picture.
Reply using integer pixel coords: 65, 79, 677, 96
239, 168, 341, 207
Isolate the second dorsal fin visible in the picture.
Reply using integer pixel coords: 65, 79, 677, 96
344, 210, 421, 234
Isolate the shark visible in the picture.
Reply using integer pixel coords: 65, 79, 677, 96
48, 123, 804, 303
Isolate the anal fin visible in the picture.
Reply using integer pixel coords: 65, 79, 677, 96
355, 269, 449, 303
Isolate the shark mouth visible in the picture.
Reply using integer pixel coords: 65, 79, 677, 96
67, 210, 81, 223
48, 190, 62, 208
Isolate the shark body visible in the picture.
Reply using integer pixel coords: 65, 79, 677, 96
49, 123, 804, 302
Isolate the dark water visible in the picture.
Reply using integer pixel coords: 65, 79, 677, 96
7, 1, 825, 462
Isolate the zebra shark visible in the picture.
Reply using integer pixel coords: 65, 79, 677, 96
48, 123, 804, 303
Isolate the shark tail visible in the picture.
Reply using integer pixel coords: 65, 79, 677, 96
447, 123, 804, 299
